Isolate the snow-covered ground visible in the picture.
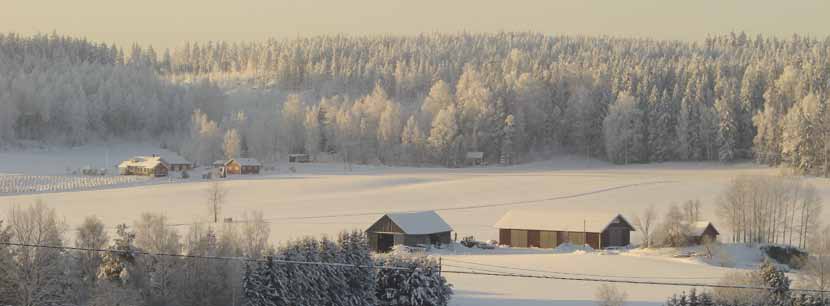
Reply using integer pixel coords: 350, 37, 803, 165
1, 143, 829, 305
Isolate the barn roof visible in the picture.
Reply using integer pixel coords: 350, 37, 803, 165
494, 209, 634, 233
382, 211, 452, 235
163, 155, 191, 165
118, 156, 169, 170
687, 221, 719, 237
228, 158, 262, 166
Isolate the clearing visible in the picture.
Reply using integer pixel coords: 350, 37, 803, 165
1, 143, 828, 305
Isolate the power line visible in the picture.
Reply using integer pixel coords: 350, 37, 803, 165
0, 242, 411, 271
3, 241, 829, 294
439, 268, 830, 294
260, 180, 676, 222
442, 257, 721, 280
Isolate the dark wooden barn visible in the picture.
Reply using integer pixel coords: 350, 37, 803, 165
366, 211, 453, 253
494, 209, 635, 249
687, 221, 720, 245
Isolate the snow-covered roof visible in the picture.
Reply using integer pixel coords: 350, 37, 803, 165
687, 221, 718, 237
118, 156, 168, 170
494, 209, 634, 233
384, 211, 453, 235
228, 158, 262, 166
163, 155, 191, 165
213, 160, 227, 166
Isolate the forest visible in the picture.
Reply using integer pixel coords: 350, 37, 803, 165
1, 32, 829, 174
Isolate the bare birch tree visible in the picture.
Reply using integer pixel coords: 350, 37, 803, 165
632, 204, 658, 248
206, 181, 227, 223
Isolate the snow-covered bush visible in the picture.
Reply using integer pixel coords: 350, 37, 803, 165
595, 284, 627, 306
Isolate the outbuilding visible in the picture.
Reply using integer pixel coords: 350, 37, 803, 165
225, 158, 262, 175
366, 211, 453, 252
163, 155, 193, 172
687, 221, 719, 245
118, 156, 169, 177
494, 209, 635, 249
288, 154, 311, 163
465, 152, 485, 166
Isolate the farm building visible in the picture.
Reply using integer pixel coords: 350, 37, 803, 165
366, 211, 453, 253
687, 221, 719, 245
465, 152, 485, 166
163, 155, 193, 172
494, 209, 635, 249
118, 156, 169, 177
289, 154, 311, 163
225, 158, 262, 175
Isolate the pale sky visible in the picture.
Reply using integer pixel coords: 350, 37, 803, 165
3, 0, 829, 49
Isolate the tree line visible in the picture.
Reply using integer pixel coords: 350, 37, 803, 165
0, 201, 451, 306
2, 32, 830, 174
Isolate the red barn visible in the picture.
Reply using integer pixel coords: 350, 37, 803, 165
495, 209, 635, 249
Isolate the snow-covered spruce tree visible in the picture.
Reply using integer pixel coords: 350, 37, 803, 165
375, 253, 452, 306
93, 224, 143, 306
338, 231, 378, 306
242, 261, 277, 306
758, 261, 791, 304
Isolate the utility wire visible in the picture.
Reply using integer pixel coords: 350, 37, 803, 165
439, 268, 830, 294
0, 242, 411, 271
4, 241, 830, 294
442, 257, 721, 280
260, 180, 676, 222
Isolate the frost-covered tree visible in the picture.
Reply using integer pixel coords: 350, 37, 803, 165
74, 216, 108, 304
428, 105, 461, 167
603, 92, 645, 164
132, 213, 181, 306
401, 115, 426, 166
1, 201, 69, 306
281, 95, 306, 155
223, 128, 242, 159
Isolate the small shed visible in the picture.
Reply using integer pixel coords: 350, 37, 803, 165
289, 154, 311, 163
687, 221, 719, 245
494, 209, 635, 249
465, 152, 485, 166
118, 156, 169, 177
163, 155, 193, 172
225, 158, 262, 175
366, 211, 453, 253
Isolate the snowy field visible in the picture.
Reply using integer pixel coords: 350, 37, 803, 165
1, 143, 829, 305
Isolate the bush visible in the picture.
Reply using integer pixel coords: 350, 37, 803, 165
761, 245, 808, 269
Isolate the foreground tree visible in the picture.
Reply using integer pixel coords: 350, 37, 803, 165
1, 201, 69, 306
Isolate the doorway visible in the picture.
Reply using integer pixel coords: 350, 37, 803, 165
378, 234, 394, 252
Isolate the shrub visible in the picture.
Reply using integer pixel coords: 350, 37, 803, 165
761, 245, 808, 269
